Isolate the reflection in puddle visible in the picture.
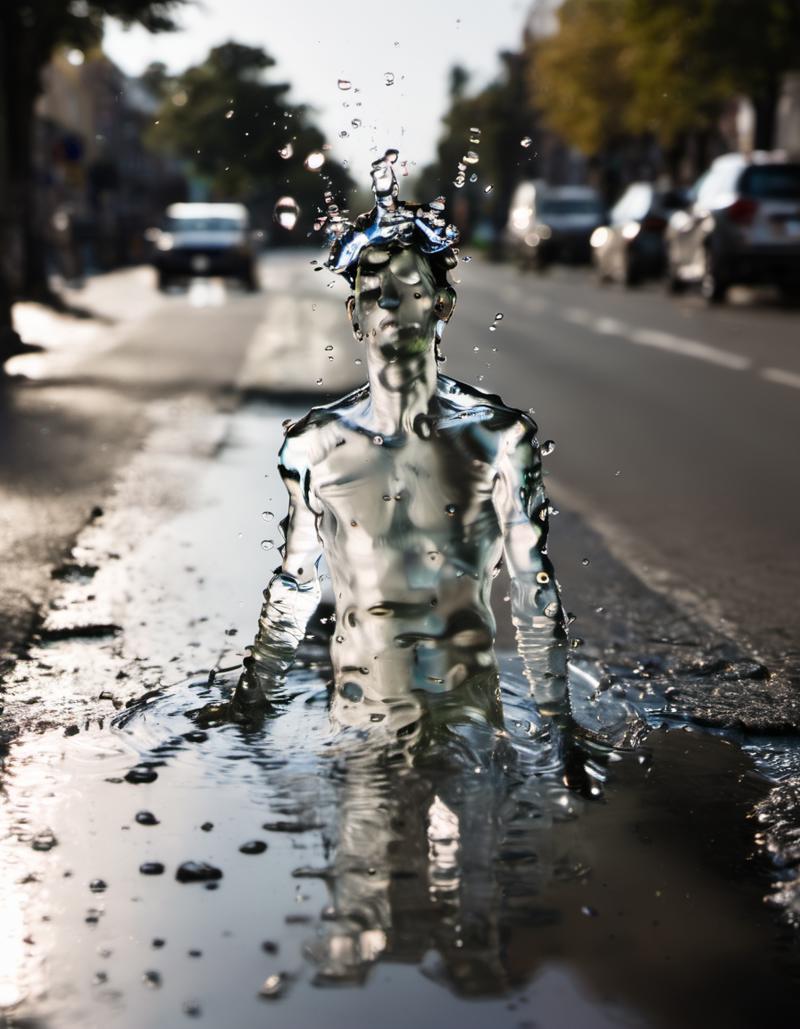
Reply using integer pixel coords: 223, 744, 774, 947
2, 658, 799, 1028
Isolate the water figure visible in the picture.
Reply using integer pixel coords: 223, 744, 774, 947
234, 152, 570, 746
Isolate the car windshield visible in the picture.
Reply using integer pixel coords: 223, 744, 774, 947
740, 165, 800, 200
538, 197, 603, 217
165, 217, 243, 232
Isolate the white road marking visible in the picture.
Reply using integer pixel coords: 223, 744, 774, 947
561, 306, 751, 371
627, 328, 752, 371
760, 366, 800, 390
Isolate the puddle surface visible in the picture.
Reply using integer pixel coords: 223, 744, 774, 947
2, 653, 799, 1029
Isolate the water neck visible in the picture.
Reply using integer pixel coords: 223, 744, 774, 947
364, 340, 440, 436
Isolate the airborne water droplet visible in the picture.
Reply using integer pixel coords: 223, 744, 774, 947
541, 439, 556, 456
581, 557, 590, 566
304, 150, 325, 171
463, 151, 479, 165
262, 511, 274, 520
260, 540, 274, 551
372, 435, 384, 446
520, 136, 533, 148
273, 196, 299, 231
337, 78, 352, 91
278, 143, 293, 160
384, 72, 395, 86
483, 184, 493, 194
225, 109, 234, 119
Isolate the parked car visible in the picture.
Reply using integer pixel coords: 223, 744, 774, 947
664, 153, 800, 302
149, 202, 259, 291
506, 182, 605, 268
591, 183, 688, 286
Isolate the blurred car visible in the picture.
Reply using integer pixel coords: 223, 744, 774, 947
150, 202, 258, 291
506, 182, 605, 268
665, 153, 800, 302
591, 183, 688, 286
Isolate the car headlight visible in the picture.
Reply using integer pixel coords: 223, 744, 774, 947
156, 234, 174, 251
590, 226, 609, 248
622, 222, 641, 240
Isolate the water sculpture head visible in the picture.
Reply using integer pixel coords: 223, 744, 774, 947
327, 151, 460, 360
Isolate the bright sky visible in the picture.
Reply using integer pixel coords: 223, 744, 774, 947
104, 0, 536, 182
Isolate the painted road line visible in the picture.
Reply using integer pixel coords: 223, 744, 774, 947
626, 328, 751, 371
760, 366, 800, 390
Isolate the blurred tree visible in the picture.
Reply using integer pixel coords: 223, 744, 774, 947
532, 0, 800, 175
0, 0, 185, 360
417, 53, 544, 251
145, 42, 352, 238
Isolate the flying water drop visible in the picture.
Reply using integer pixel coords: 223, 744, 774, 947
304, 150, 326, 171
273, 197, 299, 231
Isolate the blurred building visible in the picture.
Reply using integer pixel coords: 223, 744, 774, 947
34, 47, 186, 282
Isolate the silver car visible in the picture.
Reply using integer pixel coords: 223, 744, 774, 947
665, 153, 800, 302
591, 183, 688, 287
506, 182, 605, 269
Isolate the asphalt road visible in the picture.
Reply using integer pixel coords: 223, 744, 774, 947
3, 253, 798, 679
448, 259, 800, 676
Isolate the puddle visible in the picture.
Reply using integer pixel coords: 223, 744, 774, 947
1, 652, 799, 1029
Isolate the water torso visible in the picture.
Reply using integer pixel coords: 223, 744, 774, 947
293, 376, 524, 704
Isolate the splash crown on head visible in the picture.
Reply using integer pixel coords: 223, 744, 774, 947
327, 149, 460, 286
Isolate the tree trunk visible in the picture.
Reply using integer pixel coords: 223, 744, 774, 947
0, 13, 53, 363
754, 77, 780, 152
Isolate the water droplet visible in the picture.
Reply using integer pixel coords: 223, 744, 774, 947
259, 973, 286, 999
304, 150, 325, 171
239, 840, 268, 855
324, 344, 333, 351
544, 602, 560, 618
469, 172, 478, 183
520, 136, 533, 148
139, 862, 165, 876
581, 557, 590, 566
495, 312, 504, 321
337, 78, 352, 91
384, 72, 395, 86
315, 378, 323, 385
225, 109, 234, 119
541, 439, 556, 456
354, 358, 362, 366
351, 118, 362, 128
372, 435, 384, 446
262, 511, 274, 521
260, 540, 274, 551
445, 504, 456, 516
278, 142, 293, 159
89, 879, 107, 893
462, 255, 471, 262
472, 345, 479, 351
489, 325, 496, 332
483, 184, 493, 194
31, 828, 58, 851
384, 147, 399, 164
463, 151, 479, 165
273, 196, 299, 231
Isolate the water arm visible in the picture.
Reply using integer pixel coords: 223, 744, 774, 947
493, 417, 569, 714
234, 437, 323, 708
